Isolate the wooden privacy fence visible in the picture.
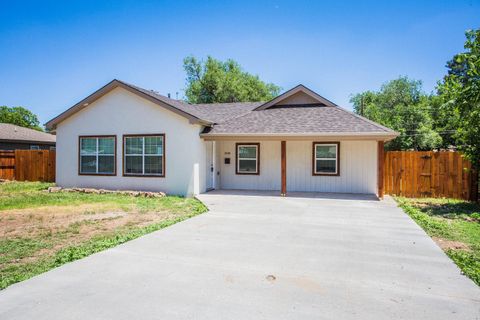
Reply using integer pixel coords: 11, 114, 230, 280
0, 150, 55, 182
384, 151, 478, 201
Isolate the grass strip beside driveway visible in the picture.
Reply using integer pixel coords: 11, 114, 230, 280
396, 197, 480, 286
0, 182, 207, 289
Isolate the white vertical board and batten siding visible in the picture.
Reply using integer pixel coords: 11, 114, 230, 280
216, 140, 377, 194
217, 141, 281, 190
286, 140, 377, 193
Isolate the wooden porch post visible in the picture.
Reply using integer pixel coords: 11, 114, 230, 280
281, 141, 287, 196
378, 141, 385, 199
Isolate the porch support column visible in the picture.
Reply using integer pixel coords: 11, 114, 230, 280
281, 141, 287, 196
377, 140, 385, 199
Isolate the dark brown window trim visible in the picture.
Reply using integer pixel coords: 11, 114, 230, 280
235, 142, 260, 175
78, 135, 117, 176
312, 141, 340, 176
122, 134, 166, 178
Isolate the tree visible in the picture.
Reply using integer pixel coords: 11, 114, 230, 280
350, 77, 441, 150
437, 29, 480, 170
0, 106, 42, 131
183, 56, 281, 103
429, 93, 458, 149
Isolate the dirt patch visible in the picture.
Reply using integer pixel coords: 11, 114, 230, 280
0, 204, 126, 237
0, 203, 177, 268
433, 237, 470, 251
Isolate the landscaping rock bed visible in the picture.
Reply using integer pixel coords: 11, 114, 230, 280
47, 186, 166, 198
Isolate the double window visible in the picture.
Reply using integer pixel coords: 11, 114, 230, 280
236, 143, 259, 174
123, 134, 165, 176
313, 142, 339, 175
79, 136, 116, 175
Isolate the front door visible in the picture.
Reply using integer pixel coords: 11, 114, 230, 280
206, 141, 214, 190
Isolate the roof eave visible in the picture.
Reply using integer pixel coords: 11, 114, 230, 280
200, 132, 399, 141
0, 138, 56, 144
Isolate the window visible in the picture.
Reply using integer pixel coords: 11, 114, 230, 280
236, 143, 259, 174
313, 142, 339, 175
123, 134, 165, 177
30, 145, 40, 150
79, 136, 116, 175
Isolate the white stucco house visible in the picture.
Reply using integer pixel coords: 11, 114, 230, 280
46, 79, 398, 197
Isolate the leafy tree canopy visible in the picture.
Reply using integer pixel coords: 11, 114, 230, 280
437, 29, 480, 169
0, 106, 43, 131
350, 77, 441, 151
183, 56, 281, 103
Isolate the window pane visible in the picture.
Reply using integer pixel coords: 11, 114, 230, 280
238, 146, 257, 159
145, 156, 163, 174
239, 159, 257, 172
80, 155, 96, 173
81, 138, 96, 154
125, 156, 143, 174
98, 138, 114, 155
316, 145, 336, 158
98, 155, 114, 173
145, 136, 163, 155
126, 137, 143, 154
316, 159, 336, 173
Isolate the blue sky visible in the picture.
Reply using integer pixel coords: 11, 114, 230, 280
1, 0, 479, 126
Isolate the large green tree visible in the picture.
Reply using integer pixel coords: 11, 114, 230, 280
183, 56, 281, 103
0, 106, 42, 131
350, 77, 441, 151
437, 29, 480, 169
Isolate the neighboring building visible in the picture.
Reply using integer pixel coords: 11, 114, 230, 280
46, 79, 398, 197
0, 123, 56, 150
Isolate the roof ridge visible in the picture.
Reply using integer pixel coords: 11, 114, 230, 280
0, 122, 52, 133
115, 80, 190, 106
191, 101, 264, 106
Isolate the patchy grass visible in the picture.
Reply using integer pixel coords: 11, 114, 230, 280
396, 197, 480, 286
0, 181, 207, 289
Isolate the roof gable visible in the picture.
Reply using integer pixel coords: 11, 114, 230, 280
45, 80, 211, 130
254, 84, 337, 111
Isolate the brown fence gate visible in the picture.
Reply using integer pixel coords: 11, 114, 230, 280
384, 151, 477, 201
0, 150, 55, 182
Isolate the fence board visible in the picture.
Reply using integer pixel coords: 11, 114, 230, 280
0, 150, 55, 182
0, 150, 15, 180
384, 151, 476, 201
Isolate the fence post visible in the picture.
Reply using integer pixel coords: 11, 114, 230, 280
378, 141, 385, 199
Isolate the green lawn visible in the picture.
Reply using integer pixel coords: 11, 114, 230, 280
0, 181, 207, 289
396, 197, 480, 286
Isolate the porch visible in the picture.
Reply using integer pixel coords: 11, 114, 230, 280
203, 139, 385, 197
200, 188, 380, 201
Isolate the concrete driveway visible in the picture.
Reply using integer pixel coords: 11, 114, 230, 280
0, 191, 479, 319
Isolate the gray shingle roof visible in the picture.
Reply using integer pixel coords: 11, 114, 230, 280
0, 123, 56, 143
204, 105, 394, 134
